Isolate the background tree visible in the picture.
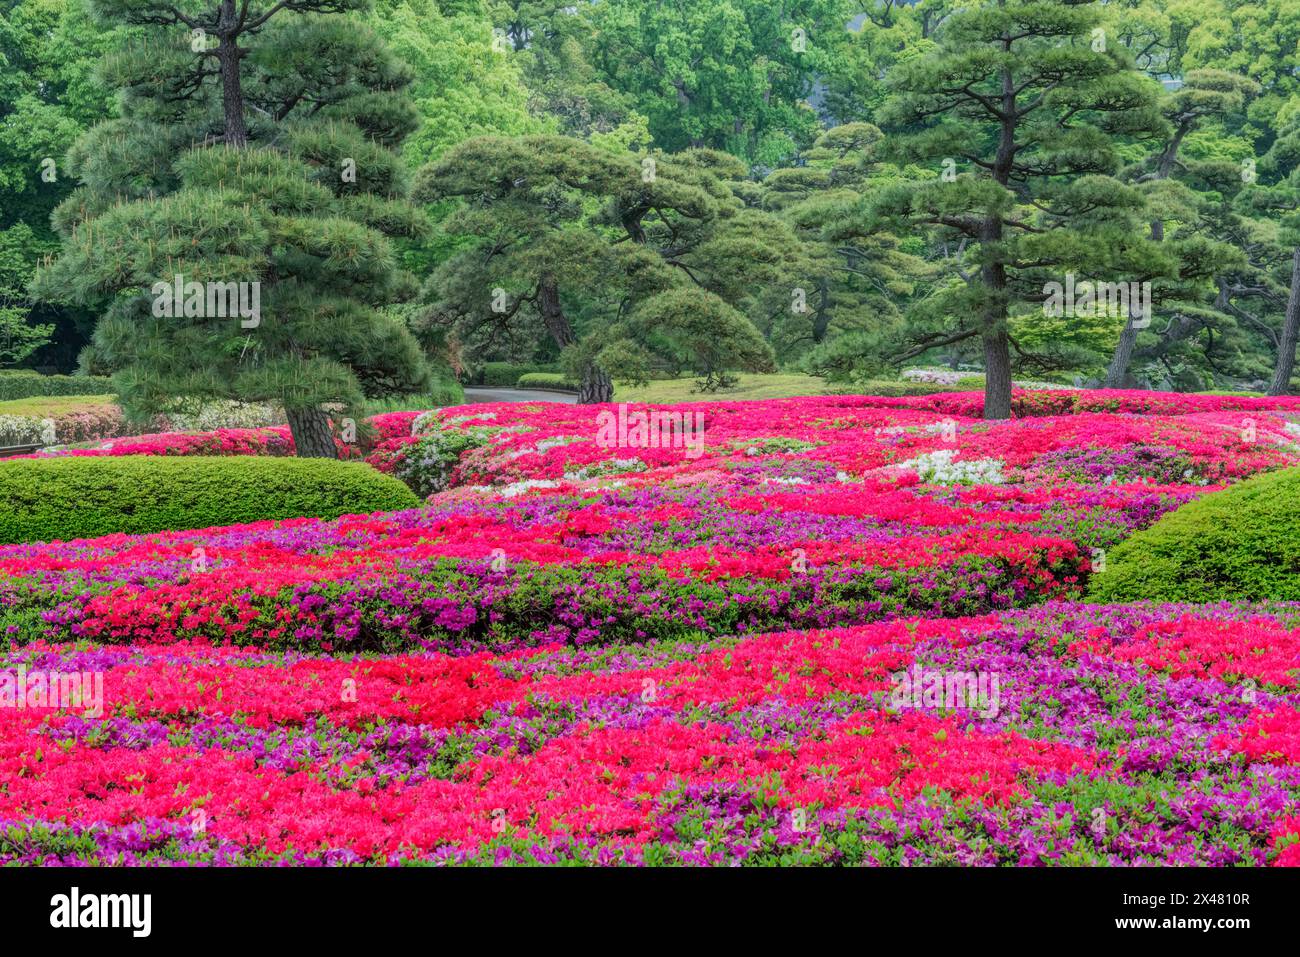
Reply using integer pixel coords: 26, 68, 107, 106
413, 135, 788, 400
33, 0, 431, 456
0, 0, 118, 369
586, 0, 858, 165
1244, 104, 1300, 395
760, 122, 936, 377
1101, 69, 1260, 386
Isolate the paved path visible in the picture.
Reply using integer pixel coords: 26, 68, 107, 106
462, 387, 578, 404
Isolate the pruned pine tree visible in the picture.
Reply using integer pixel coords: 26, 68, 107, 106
32, 0, 430, 456
413, 135, 785, 402
873, 0, 1168, 418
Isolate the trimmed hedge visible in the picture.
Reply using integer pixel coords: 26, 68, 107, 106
517, 372, 579, 391
1089, 466, 1300, 602
472, 362, 559, 387
0, 373, 114, 401
0, 456, 421, 544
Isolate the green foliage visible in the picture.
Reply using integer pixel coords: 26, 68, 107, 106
32, 3, 433, 456
823, 379, 966, 398
378, 0, 549, 164
0, 456, 420, 543
357, 382, 465, 414
472, 362, 559, 387
584, 0, 858, 162
0, 371, 113, 400
516, 372, 578, 391
1089, 466, 1300, 602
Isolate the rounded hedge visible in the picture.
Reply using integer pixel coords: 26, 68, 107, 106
0, 456, 421, 544
1089, 466, 1300, 602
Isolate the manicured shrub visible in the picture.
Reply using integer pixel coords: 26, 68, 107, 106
0, 456, 420, 543
516, 372, 579, 391
473, 362, 558, 387
1089, 466, 1300, 602
0, 373, 113, 401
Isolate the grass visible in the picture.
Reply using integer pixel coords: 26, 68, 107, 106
0, 394, 118, 416
613, 374, 833, 403
358, 387, 466, 415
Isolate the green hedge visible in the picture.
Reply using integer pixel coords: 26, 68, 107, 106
1089, 466, 1300, 602
516, 372, 579, 391
472, 362, 559, 387
0, 456, 421, 544
0, 373, 114, 401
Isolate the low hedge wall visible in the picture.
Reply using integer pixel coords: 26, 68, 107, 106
516, 372, 579, 392
0, 372, 113, 401
0, 456, 421, 543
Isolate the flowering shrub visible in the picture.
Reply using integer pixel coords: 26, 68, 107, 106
157, 400, 283, 432
0, 414, 55, 447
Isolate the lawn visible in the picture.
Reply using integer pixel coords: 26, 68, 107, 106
613, 373, 833, 403
0, 394, 117, 417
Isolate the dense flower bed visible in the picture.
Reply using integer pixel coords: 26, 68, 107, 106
2, 602, 1298, 864
1, 389, 1299, 865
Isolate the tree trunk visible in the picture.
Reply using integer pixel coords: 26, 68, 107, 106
1104, 315, 1141, 388
811, 276, 832, 343
538, 275, 613, 404
217, 0, 247, 147
979, 63, 1016, 422
982, 322, 1013, 420
1267, 246, 1300, 396
538, 276, 575, 347
287, 407, 338, 458
579, 364, 613, 404
1105, 218, 1164, 388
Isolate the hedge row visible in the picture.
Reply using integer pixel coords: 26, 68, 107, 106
469, 362, 559, 388
0, 372, 114, 401
826, 380, 968, 398
516, 372, 579, 391
0, 456, 421, 543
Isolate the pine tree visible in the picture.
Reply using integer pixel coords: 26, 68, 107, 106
413, 135, 785, 401
1103, 68, 1261, 387
32, 0, 430, 456
872, 0, 1167, 418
